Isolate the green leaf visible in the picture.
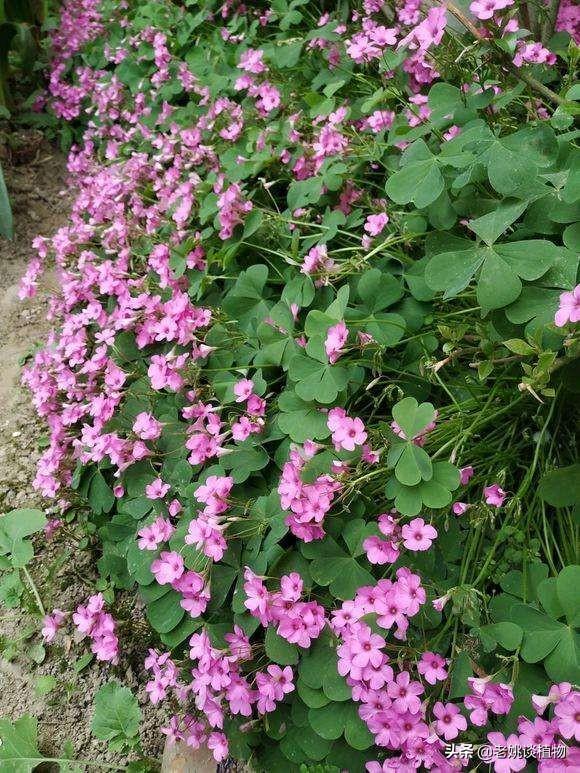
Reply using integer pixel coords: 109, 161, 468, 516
221, 443, 269, 483
544, 626, 580, 684
556, 565, 580, 626
146, 589, 185, 633
91, 681, 141, 743
288, 353, 349, 404
391, 397, 436, 439
0, 715, 41, 771
478, 622, 523, 651
357, 269, 403, 312
298, 631, 334, 689
449, 651, 473, 698
321, 660, 351, 702
223, 265, 270, 331
277, 391, 330, 442
503, 339, 534, 355
0, 163, 13, 239
386, 140, 443, 208
309, 552, 374, 600
287, 176, 323, 210
425, 240, 558, 311
539, 465, 580, 507
0, 508, 46, 568
537, 577, 565, 620
297, 680, 330, 708
265, 628, 299, 664
469, 201, 527, 246
394, 443, 432, 486
89, 472, 115, 515
308, 702, 350, 740
344, 705, 374, 750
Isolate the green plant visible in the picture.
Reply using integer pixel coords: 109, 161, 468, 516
0, 508, 46, 613
0, 714, 123, 771
91, 681, 142, 754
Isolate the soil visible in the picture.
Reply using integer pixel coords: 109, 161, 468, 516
0, 141, 168, 771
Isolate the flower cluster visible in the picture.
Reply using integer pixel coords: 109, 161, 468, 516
72, 593, 119, 663
278, 444, 342, 541
158, 627, 296, 762
244, 569, 325, 648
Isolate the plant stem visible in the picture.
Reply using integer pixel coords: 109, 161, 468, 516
22, 566, 45, 616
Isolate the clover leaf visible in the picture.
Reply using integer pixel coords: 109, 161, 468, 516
425, 239, 560, 312
0, 509, 46, 569
288, 352, 350, 404
385, 461, 460, 516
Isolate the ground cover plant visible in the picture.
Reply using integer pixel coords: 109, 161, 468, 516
1, 0, 579, 769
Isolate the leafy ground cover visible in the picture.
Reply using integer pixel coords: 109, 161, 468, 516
1, 0, 579, 770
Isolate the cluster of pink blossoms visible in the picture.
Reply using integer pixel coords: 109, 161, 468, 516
72, 593, 119, 663
244, 569, 325, 648
185, 475, 234, 562
363, 513, 438, 565
278, 443, 342, 541
25, 0, 580, 766
151, 551, 210, 619
42, 596, 118, 664
156, 627, 295, 763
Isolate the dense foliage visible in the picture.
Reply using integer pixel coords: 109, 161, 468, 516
10, 0, 580, 769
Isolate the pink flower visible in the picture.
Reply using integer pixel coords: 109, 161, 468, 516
350, 628, 386, 668
363, 535, 400, 565
432, 593, 450, 612
145, 477, 170, 500
484, 483, 507, 507
324, 321, 348, 364
486, 732, 526, 772
151, 551, 184, 585
41, 609, 66, 642
327, 407, 367, 451
460, 466, 474, 485
246, 394, 266, 416
554, 691, 580, 741
470, 0, 514, 20
243, 567, 270, 621
452, 501, 469, 516
132, 411, 162, 440
432, 701, 467, 740
514, 41, 557, 68
555, 285, 580, 326
364, 212, 389, 237
401, 518, 437, 551
207, 732, 228, 762
517, 716, 556, 748
532, 682, 571, 714
443, 125, 461, 141
137, 516, 174, 550
418, 651, 447, 685
233, 379, 254, 402
387, 671, 424, 713
398, 6, 447, 51
238, 48, 267, 74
